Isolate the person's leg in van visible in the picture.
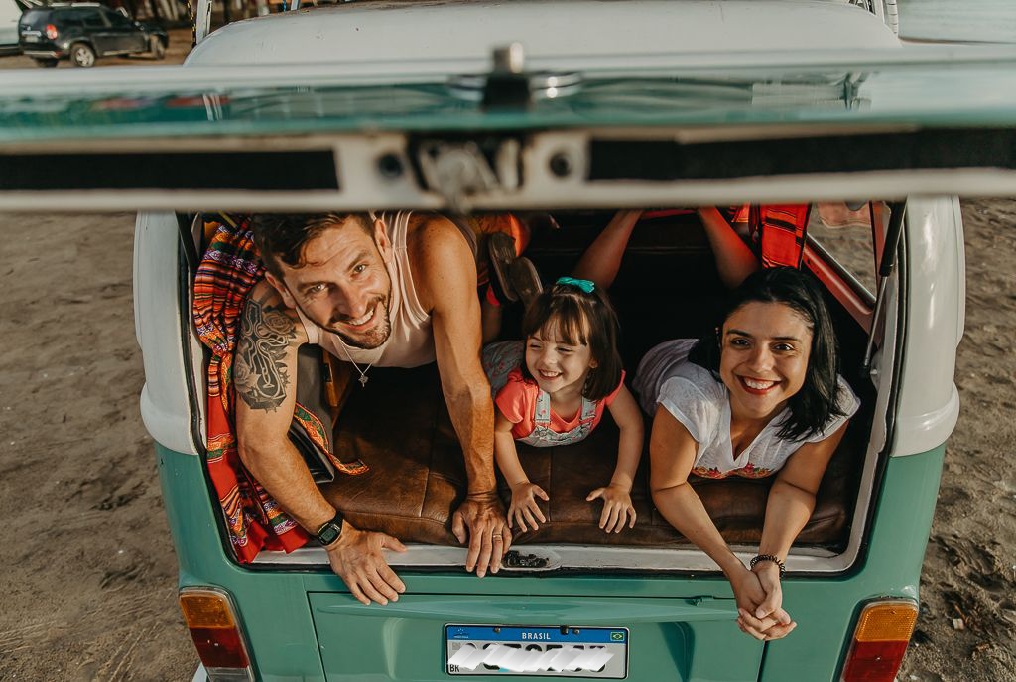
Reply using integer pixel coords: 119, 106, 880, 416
571, 209, 642, 289
697, 206, 760, 288
571, 207, 760, 293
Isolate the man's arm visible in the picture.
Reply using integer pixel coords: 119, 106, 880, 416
411, 216, 511, 577
235, 282, 406, 605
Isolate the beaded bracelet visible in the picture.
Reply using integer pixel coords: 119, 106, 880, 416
750, 554, 786, 579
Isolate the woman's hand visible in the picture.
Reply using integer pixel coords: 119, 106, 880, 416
730, 565, 796, 641
586, 484, 637, 533
508, 482, 549, 532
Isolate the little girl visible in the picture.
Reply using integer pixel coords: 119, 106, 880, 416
482, 276, 644, 535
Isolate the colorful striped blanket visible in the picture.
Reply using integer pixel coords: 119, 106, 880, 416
192, 214, 365, 563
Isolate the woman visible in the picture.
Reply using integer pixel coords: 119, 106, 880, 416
634, 267, 859, 641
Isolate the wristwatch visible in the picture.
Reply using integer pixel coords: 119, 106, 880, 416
315, 510, 344, 547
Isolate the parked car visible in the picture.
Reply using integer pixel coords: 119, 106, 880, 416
1, 1, 1015, 680
0, 0, 23, 55
17, 2, 166, 67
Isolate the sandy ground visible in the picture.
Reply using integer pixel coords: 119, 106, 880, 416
0, 26, 1015, 682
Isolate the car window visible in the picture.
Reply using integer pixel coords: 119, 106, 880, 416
59, 11, 86, 28
80, 10, 108, 29
105, 10, 132, 28
20, 9, 46, 24
807, 202, 879, 297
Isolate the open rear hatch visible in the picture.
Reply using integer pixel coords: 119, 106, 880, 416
4, 42, 1016, 680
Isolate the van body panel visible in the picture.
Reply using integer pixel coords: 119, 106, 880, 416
187, 0, 899, 68
893, 197, 964, 457
310, 594, 762, 681
158, 435, 944, 681
135, 211, 201, 456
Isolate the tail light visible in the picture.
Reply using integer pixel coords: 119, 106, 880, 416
179, 588, 255, 682
841, 599, 919, 682
44, 24, 58, 40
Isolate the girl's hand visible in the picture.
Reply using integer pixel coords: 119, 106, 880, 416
586, 485, 637, 533
508, 482, 549, 532
730, 566, 795, 641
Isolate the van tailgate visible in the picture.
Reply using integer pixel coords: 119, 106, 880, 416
308, 593, 762, 681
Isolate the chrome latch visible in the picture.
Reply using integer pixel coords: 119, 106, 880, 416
415, 137, 521, 213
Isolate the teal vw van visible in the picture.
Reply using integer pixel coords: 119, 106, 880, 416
1, 1, 1015, 680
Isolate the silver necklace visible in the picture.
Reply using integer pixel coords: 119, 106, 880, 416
336, 338, 373, 387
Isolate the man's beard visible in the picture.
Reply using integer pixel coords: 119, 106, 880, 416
320, 297, 393, 350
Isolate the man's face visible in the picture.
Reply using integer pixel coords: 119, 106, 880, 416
269, 217, 394, 350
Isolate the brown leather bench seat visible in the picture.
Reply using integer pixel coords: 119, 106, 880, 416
320, 364, 865, 548
319, 212, 869, 551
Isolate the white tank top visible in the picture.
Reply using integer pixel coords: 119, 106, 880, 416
296, 211, 436, 368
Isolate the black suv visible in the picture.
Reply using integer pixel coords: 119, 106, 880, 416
18, 3, 168, 68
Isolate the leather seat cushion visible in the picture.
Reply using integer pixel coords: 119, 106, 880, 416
319, 364, 862, 549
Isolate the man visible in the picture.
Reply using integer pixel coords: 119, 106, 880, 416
234, 211, 512, 606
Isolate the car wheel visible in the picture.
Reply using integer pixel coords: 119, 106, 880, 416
69, 43, 96, 68
33, 57, 58, 68
150, 36, 166, 60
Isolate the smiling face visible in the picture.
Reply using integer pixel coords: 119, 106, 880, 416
524, 320, 598, 400
267, 216, 394, 349
719, 301, 813, 423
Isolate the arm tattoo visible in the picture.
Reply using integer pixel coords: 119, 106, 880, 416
234, 296, 297, 412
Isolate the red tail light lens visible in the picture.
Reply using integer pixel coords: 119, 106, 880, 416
44, 23, 58, 40
841, 600, 919, 682
180, 588, 254, 681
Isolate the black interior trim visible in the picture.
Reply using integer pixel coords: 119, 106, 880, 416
589, 128, 1016, 181
0, 150, 338, 191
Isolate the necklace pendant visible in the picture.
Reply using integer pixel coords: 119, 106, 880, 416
358, 374, 369, 387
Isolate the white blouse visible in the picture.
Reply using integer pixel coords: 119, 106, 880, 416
634, 340, 860, 479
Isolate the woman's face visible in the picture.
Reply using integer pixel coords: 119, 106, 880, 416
719, 301, 813, 423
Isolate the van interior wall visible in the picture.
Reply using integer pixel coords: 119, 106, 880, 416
313, 210, 872, 552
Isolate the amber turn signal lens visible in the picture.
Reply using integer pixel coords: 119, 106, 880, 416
853, 601, 919, 642
180, 591, 236, 629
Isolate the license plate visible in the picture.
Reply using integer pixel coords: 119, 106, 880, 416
445, 624, 628, 678
23, 35, 39, 42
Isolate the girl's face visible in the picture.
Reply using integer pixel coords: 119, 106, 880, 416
525, 320, 597, 399
719, 301, 813, 423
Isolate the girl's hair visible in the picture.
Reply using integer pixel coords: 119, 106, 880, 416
688, 266, 845, 441
520, 280, 624, 401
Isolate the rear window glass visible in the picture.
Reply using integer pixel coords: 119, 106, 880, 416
20, 9, 47, 24
808, 202, 878, 297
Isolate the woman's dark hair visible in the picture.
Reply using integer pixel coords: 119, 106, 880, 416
251, 213, 373, 279
689, 266, 844, 441
520, 280, 624, 401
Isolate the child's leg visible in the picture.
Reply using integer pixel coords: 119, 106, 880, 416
571, 209, 642, 290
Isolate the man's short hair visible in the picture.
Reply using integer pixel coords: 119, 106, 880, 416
251, 213, 374, 279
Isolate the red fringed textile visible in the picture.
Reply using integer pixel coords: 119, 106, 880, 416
757, 204, 811, 269
192, 215, 366, 563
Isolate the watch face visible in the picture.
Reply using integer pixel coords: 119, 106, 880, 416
318, 522, 341, 545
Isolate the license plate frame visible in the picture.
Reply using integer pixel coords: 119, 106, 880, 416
445, 624, 629, 678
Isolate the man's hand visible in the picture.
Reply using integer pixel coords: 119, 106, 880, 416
729, 566, 795, 641
451, 491, 512, 578
508, 481, 549, 532
586, 484, 637, 533
326, 523, 407, 606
